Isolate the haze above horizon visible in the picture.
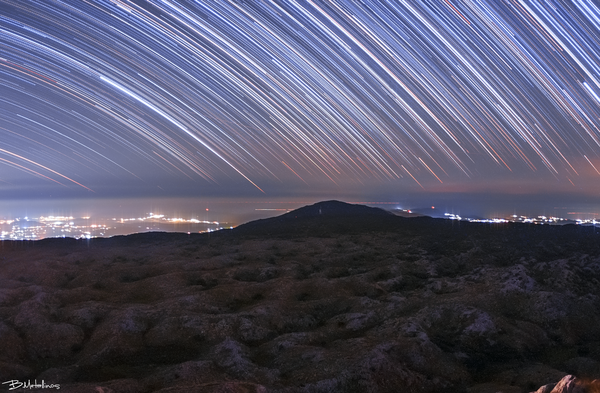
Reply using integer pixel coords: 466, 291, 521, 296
2, 1, 600, 212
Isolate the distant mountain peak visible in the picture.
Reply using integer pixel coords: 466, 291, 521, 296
281, 200, 393, 218
232, 200, 398, 237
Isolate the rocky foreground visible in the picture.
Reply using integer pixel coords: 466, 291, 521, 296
1, 201, 600, 392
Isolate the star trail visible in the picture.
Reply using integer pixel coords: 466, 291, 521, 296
1, 0, 600, 204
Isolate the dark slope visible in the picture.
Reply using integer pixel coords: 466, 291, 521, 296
230, 200, 600, 260
232, 200, 402, 237
278, 200, 393, 218
4, 201, 600, 261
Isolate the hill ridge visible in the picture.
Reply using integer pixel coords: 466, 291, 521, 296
233, 200, 399, 236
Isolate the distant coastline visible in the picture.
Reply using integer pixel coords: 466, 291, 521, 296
2, 200, 598, 241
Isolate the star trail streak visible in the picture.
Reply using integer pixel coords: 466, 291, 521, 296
1, 0, 600, 198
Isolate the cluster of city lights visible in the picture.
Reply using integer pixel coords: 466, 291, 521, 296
0, 212, 230, 241
444, 213, 583, 225
1, 216, 102, 240
115, 212, 219, 225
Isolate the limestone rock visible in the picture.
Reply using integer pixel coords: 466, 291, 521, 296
77, 307, 150, 367
549, 375, 584, 393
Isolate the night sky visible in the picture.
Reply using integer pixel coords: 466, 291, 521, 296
2, 0, 600, 214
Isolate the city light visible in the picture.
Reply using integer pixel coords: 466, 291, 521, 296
0, 212, 229, 240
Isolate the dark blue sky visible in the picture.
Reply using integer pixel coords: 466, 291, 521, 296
1, 0, 600, 210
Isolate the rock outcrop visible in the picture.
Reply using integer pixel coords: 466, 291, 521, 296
530, 374, 600, 393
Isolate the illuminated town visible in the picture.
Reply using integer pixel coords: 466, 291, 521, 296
444, 213, 597, 226
0, 212, 231, 241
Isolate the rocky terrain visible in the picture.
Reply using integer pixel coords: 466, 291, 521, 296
1, 200, 600, 392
